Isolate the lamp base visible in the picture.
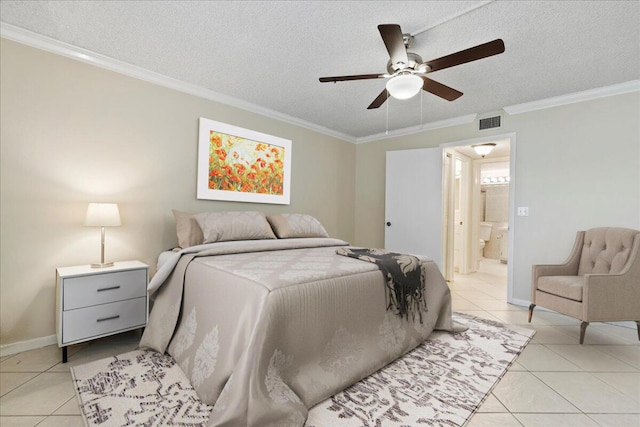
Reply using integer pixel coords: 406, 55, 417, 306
91, 262, 115, 268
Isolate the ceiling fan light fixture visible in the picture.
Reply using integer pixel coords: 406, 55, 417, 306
472, 143, 497, 158
386, 74, 423, 100
416, 63, 429, 73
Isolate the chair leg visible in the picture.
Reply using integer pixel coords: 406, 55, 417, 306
636, 321, 640, 341
528, 304, 535, 323
580, 321, 589, 344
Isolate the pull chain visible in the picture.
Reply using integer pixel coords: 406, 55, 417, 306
420, 89, 424, 128
385, 92, 389, 135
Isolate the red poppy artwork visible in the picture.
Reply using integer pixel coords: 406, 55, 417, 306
197, 118, 291, 204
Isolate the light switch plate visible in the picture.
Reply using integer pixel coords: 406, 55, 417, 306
517, 207, 529, 216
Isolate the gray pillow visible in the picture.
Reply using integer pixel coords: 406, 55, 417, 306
267, 214, 329, 238
194, 211, 276, 243
173, 210, 204, 248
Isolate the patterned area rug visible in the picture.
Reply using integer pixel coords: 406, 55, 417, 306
71, 313, 534, 426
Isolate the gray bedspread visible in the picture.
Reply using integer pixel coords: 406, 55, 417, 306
140, 238, 455, 427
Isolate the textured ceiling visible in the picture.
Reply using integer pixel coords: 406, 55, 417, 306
1, 1, 639, 140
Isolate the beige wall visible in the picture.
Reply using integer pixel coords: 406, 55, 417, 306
0, 39, 356, 347
2, 37, 639, 349
354, 92, 640, 303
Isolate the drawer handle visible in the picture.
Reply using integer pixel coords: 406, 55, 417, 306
97, 286, 121, 292
96, 315, 120, 322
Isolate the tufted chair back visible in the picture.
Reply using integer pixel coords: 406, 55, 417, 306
577, 227, 640, 275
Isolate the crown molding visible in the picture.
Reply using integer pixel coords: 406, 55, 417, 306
0, 23, 356, 144
355, 114, 478, 144
504, 80, 640, 115
3, 23, 638, 145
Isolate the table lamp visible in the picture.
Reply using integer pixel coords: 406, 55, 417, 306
84, 203, 121, 268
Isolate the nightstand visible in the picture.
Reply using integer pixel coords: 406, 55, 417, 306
56, 260, 149, 363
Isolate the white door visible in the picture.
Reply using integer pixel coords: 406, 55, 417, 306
385, 148, 443, 270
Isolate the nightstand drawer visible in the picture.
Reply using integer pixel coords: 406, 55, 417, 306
63, 269, 147, 310
62, 297, 147, 344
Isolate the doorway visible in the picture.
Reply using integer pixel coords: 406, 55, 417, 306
443, 150, 472, 280
441, 133, 516, 301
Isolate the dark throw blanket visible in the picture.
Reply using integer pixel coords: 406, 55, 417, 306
336, 247, 427, 321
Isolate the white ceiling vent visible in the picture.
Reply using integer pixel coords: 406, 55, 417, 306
478, 115, 502, 131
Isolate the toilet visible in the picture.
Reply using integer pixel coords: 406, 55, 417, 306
479, 222, 493, 258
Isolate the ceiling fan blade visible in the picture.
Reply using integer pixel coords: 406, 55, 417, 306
378, 24, 409, 66
319, 73, 385, 83
421, 77, 463, 101
425, 39, 505, 73
367, 89, 390, 109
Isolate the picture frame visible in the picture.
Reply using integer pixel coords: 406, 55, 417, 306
197, 118, 292, 204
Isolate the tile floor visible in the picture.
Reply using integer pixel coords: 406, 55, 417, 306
1, 259, 638, 426
455, 260, 639, 427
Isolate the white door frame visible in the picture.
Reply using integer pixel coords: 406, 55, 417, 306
443, 149, 473, 276
443, 152, 454, 281
440, 132, 517, 303
458, 151, 473, 275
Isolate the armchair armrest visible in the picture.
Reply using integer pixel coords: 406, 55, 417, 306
531, 231, 585, 298
583, 234, 640, 321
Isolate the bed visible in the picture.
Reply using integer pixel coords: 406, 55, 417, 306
140, 211, 455, 427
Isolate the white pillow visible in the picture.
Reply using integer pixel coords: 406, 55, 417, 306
194, 211, 276, 243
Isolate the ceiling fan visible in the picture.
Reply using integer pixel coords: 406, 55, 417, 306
319, 24, 505, 109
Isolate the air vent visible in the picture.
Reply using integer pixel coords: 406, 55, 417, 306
478, 115, 501, 131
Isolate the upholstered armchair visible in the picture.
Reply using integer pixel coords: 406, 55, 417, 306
529, 227, 640, 344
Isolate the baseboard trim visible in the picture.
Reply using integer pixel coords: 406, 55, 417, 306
511, 300, 636, 330
606, 321, 637, 330
0, 334, 57, 358
509, 298, 531, 308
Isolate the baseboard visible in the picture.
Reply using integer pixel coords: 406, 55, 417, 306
512, 298, 565, 313
0, 334, 57, 358
510, 299, 636, 330
508, 298, 531, 308
606, 321, 637, 330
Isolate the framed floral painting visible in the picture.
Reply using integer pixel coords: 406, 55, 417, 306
197, 118, 292, 204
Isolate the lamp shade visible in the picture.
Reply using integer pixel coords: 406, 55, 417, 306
472, 143, 497, 157
84, 203, 121, 227
386, 74, 423, 100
